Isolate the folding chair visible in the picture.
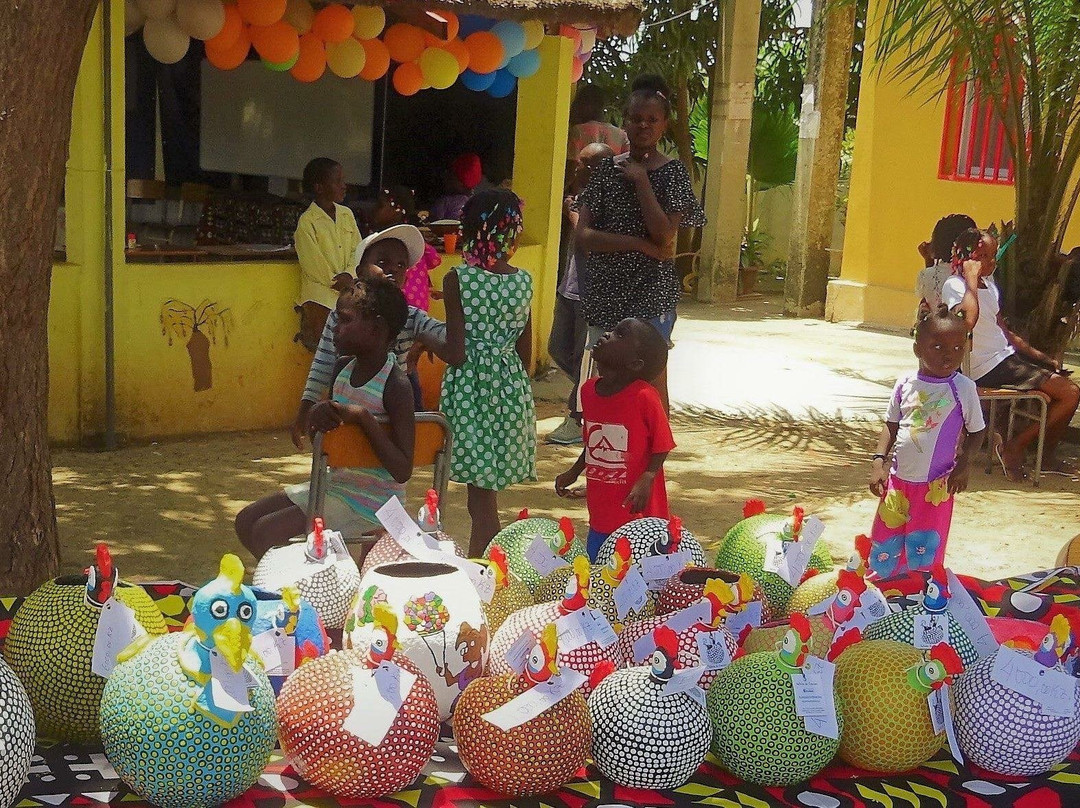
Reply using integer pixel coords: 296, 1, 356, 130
307, 412, 452, 540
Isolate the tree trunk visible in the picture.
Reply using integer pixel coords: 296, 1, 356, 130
672, 71, 699, 185
0, 0, 99, 593
1012, 170, 1069, 354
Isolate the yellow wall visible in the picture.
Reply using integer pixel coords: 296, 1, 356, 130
48, 0, 573, 443
829, 1, 1080, 329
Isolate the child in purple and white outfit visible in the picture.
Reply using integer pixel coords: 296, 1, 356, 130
866, 306, 986, 577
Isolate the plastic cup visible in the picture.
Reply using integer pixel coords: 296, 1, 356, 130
443, 233, 458, 253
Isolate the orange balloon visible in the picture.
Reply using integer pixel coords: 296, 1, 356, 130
358, 36, 391, 81
206, 25, 251, 70
393, 61, 424, 96
438, 11, 459, 41
250, 20, 299, 64
444, 37, 469, 73
312, 4, 354, 43
383, 23, 425, 63
290, 31, 325, 82
206, 4, 243, 51
236, 0, 285, 27
464, 31, 503, 74
422, 31, 441, 48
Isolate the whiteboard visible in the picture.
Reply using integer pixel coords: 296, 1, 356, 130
199, 61, 375, 184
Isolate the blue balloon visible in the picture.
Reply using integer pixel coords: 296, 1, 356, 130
461, 68, 497, 92
507, 48, 541, 79
491, 20, 526, 59
458, 15, 493, 37
487, 69, 516, 98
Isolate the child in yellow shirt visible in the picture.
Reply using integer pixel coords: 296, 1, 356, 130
294, 157, 361, 351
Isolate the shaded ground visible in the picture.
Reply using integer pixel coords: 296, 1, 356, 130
51, 299, 1080, 586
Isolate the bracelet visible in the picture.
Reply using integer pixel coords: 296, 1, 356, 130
871, 453, 887, 462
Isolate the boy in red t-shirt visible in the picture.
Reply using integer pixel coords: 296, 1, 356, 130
555, 318, 675, 560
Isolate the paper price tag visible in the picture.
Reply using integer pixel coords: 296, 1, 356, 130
803, 712, 841, 739
764, 518, 824, 587
341, 662, 417, 745
945, 570, 998, 660
763, 536, 786, 577
991, 646, 1078, 717
482, 669, 588, 731
328, 531, 351, 562
463, 560, 496, 604
251, 629, 296, 677
661, 665, 706, 697
807, 595, 834, 616
914, 613, 950, 649
665, 601, 713, 635
376, 497, 442, 558
793, 677, 829, 717
639, 551, 692, 590
724, 600, 763, 639
928, 686, 964, 761
797, 657, 839, 739
614, 566, 649, 620
524, 535, 570, 577
209, 650, 256, 714
92, 599, 146, 679
929, 686, 945, 734
696, 629, 733, 671
554, 608, 592, 653
505, 631, 535, 674
585, 609, 618, 649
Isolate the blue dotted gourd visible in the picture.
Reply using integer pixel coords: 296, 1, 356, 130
595, 516, 706, 568
0, 655, 35, 808
713, 505, 834, 616
2, 545, 167, 743
100, 556, 277, 808
482, 512, 586, 593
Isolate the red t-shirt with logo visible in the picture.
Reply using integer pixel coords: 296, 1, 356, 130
580, 377, 676, 533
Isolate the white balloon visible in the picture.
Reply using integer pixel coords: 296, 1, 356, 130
175, 0, 225, 40
143, 16, 191, 64
125, 0, 146, 35
137, 0, 177, 20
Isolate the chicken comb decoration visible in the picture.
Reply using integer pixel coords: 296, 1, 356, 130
309, 517, 327, 561
555, 517, 575, 556
560, 556, 591, 613
487, 545, 510, 590
366, 602, 400, 668
1035, 613, 1077, 668
906, 643, 964, 694
517, 508, 530, 521
780, 506, 806, 542
419, 489, 441, 531
522, 623, 560, 686
825, 568, 869, 631
602, 536, 632, 587
777, 613, 813, 673
743, 499, 767, 519
648, 625, 682, 682
922, 564, 951, 613
854, 534, 872, 570
85, 542, 118, 608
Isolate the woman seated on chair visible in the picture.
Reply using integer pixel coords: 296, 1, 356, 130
235, 276, 415, 560
943, 228, 1080, 481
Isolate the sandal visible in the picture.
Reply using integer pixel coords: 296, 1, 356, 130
994, 438, 1029, 482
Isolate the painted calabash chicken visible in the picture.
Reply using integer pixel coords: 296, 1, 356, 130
590, 536, 655, 627
596, 514, 707, 567
100, 555, 277, 808
359, 490, 465, 577
477, 545, 535, 633
251, 585, 330, 694
483, 511, 587, 593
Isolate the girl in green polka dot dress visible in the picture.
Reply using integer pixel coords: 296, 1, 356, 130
439, 189, 536, 555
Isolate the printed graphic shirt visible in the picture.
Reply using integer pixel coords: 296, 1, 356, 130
580, 377, 676, 533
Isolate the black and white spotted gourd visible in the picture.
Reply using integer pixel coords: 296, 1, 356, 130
588, 666, 711, 789
253, 537, 361, 630
595, 517, 706, 568
863, 604, 979, 668
0, 655, 35, 808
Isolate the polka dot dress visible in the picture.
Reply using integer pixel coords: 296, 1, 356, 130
707, 650, 843, 786
2, 577, 168, 744
99, 632, 277, 808
616, 616, 738, 691
863, 605, 979, 668
440, 263, 536, 491
253, 542, 361, 630
483, 518, 588, 593
277, 649, 440, 798
954, 650, 1080, 776
454, 672, 590, 796
589, 667, 711, 789
0, 656, 35, 808
596, 517, 706, 568
657, 567, 772, 623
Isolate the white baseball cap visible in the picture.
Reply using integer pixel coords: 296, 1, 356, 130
354, 223, 426, 269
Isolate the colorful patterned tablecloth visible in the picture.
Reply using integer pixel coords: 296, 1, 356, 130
6, 569, 1080, 808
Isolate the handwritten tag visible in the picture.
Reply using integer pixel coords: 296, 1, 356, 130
696, 629, 733, 671
914, 613, 950, 649
505, 631, 535, 674
614, 566, 649, 620
991, 646, 1078, 717
251, 629, 296, 677
640, 552, 692, 591
463, 560, 495, 604
341, 662, 417, 745
661, 665, 705, 697
554, 608, 592, 653
764, 518, 823, 586
376, 497, 441, 558
665, 601, 714, 634
524, 535, 569, 577
585, 609, 618, 649
724, 600, 763, 638
482, 669, 588, 730
92, 598, 146, 679
793, 677, 829, 717
797, 657, 839, 739
945, 570, 998, 660
928, 686, 963, 761
209, 649, 256, 714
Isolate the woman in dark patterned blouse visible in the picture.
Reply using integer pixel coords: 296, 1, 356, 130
574, 74, 706, 409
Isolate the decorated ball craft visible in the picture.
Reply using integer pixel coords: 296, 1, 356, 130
478, 544, 534, 632
588, 535, 655, 627
596, 514, 706, 568
482, 511, 586, 592
0, 655, 35, 808
787, 535, 888, 619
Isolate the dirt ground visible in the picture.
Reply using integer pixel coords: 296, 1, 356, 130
51, 395, 1080, 587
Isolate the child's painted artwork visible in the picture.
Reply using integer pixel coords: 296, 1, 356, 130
161, 300, 233, 392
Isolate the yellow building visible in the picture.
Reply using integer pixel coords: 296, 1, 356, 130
52, 0, 633, 444
827, 9, 1080, 330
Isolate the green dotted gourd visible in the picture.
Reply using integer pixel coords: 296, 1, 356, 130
0, 655, 35, 808
863, 605, 979, 667
713, 512, 834, 616
483, 516, 586, 593
741, 614, 835, 658
2, 576, 167, 743
707, 650, 843, 786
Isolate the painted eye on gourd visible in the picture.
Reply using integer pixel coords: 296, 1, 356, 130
210, 599, 228, 619
237, 602, 253, 621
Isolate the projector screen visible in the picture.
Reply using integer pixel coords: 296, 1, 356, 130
199, 61, 375, 184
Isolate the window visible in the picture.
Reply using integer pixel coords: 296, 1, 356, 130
939, 65, 1019, 185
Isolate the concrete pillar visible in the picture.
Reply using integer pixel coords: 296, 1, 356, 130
784, 0, 856, 316
697, 0, 762, 303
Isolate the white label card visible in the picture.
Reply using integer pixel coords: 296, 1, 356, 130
463, 560, 495, 604
807, 595, 834, 616
661, 665, 706, 697
796, 656, 839, 739
724, 600, 763, 639
328, 531, 351, 562
482, 669, 588, 730
639, 552, 692, 590
666, 601, 714, 635
505, 631, 535, 674
208, 650, 256, 714
913, 613, 950, 650
696, 629, 733, 671
524, 535, 569, 577
586, 609, 618, 649
92, 598, 146, 679
341, 662, 417, 745
376, 497, 441, 558
945, 570, 999, 660
991, 646, 1078, 717
614, 566, 649, 620
929, 686, 964, 761
554, 608, 592, 653
763, 517, 824, 587
251, 628, 296, 677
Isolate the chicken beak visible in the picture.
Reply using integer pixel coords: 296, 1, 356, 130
212, 617, 250, 672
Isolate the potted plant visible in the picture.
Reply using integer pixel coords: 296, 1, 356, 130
740, 220, 771, 296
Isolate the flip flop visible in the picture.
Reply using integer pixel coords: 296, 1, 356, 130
994, 440, 1029, 482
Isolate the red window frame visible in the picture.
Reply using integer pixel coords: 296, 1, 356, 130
938, 57, 1021, 185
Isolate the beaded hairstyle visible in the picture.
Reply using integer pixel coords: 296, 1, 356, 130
460, 189, 524, 270
911, 303, 969, 339
951, 226, 991, 270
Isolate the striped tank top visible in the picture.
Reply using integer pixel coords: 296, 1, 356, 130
326, 354, 405, 521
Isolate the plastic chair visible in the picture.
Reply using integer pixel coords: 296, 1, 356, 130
306, 412, 452, 537
415, 352, 447, 412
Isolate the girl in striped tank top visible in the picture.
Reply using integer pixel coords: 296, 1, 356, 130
235, 276, 415, 560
